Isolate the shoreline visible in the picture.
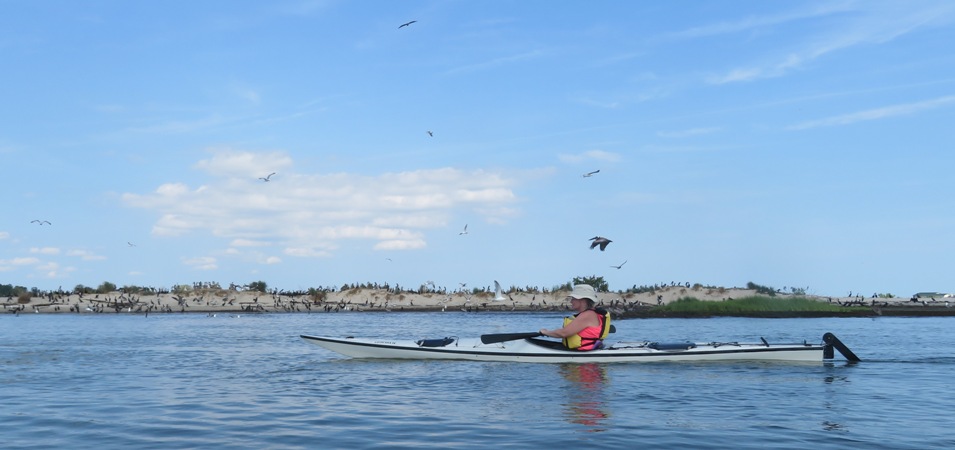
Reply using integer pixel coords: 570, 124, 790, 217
4, 285, 953, 317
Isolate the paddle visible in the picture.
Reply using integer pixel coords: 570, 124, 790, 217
480, 331, 542, 344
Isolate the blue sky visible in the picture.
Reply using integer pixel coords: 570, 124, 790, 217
2, 1, 954, 297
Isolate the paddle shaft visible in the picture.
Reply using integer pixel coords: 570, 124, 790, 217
480, 331, 542, 344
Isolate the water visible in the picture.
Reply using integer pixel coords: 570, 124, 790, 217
2, 313, 954, 449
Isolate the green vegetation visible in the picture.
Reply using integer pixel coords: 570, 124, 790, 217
654, 296, 856, 315
0, 284, 29, 297
247, 281, 268, 293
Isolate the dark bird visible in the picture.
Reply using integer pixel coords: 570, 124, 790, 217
30, 220, 52, 225
589, 236, 612, 251
128, 242, 136, 247
427, 130, 433, 137
258, 172, 276, 182
610, 260, 627, 269
399, 20, 417, 28
583, 170, 600, 178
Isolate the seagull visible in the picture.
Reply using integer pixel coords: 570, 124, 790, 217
398, 20, 417, 28
258, 172, 276, 182
583, 170, 600, 178
610, 260, 627, 269
459, 224, 468, 235
127, 242, 136, 247
493, 280, 507, 301
30, 220, 52, 225
589, 236, 612, 251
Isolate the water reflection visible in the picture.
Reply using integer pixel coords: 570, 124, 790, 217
558, 363, 609, 432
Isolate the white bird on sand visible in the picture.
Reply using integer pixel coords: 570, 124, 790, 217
258, 172, 276, 182
493, 281, 507, 301
583, 170, 600, 178
459, 224, 468, 235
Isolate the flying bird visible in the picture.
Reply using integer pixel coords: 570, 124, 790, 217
398, 20, 417, 28
589, 236, 612, 251
459, 224, 468, 235
583, 170, 600, 178
259, 172, 276, 182
30, 220, 52, 225
493, 280, 507, 301
127, 242, 136, 247
427, 130, 433, 137
610, 260, 627, 269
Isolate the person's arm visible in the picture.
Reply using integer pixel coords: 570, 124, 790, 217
539, 310, 598, 338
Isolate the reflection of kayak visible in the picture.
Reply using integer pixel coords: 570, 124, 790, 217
300, 332, 859, 363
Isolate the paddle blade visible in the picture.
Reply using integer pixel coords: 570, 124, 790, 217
480, 332, 542, 344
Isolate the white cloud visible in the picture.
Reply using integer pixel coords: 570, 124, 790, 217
558, 149, 622, 164
658, 127, 722, 138
193, 148, 293, 178
9, 257, 40, 265
30, 247, 60, 255
124, 151, 522, 260
0, 231, 9, 239
183, 256, 218, 270
67, 250, 107, 261
788, 95, 955, 130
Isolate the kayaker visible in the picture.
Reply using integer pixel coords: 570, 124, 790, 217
538, 284, 610, 351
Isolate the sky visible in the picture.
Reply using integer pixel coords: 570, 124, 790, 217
2, 1, 954, 297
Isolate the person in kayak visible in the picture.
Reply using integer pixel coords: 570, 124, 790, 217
539, 284, 611, 351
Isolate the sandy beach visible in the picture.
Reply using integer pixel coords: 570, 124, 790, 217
3, 284, 945, 316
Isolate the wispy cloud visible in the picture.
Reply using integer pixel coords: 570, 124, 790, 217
444, 49, 545, 75
0, 231, 9, 240
706, 2, 955, 84
658, 127, 722, 138
788, 95, 955, 130
67, 249, 106, 261
663, 3, 853, 41
30, 247, 60, 255
558, 149, 622, 164
183, 256, 218, 270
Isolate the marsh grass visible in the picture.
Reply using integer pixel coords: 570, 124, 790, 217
658, 296, 856, 314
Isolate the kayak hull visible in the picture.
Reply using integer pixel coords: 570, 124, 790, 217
300, 335, 827, 363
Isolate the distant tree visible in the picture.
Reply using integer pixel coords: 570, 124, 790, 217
73, 284, 94, 294
573, 275, 609, 292
247, 281, 268, 293
96, 281, 117, 294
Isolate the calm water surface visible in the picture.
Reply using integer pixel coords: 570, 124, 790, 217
2, 313, 954, 449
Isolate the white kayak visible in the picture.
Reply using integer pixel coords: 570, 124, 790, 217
300, 332, 859, 363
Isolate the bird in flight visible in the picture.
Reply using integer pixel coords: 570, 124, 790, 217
610, 260, 627, 269
127, 242, 136, 247
259, 172, 276, 182
589, 236, 612, 251
399, 20, 417, 28
583, 170, 600, 178
493, 280, 507, 301
30, 220, 52, 225
459, 224, 468, 235
427, 130, 433, 137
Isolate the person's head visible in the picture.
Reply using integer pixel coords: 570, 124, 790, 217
568, 284, 597, 309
